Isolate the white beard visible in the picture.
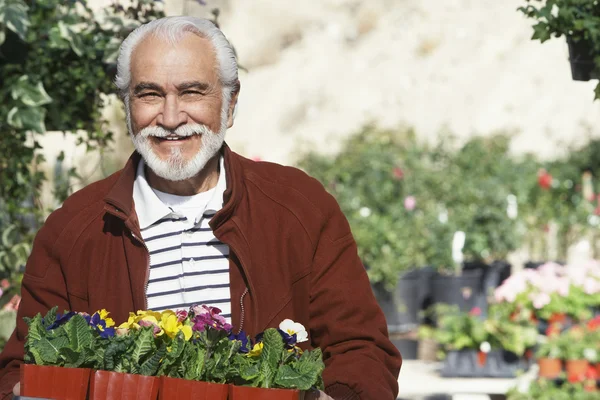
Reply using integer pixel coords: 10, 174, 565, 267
131, 123, 226, 182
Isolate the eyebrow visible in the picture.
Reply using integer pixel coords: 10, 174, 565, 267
176, 81, 211, 92
132, 81, 211, 95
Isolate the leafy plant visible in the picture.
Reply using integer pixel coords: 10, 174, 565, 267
518, 0, 600, 99
233, 328, 325, 391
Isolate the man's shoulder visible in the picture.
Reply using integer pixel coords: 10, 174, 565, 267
233, 153, 338, 219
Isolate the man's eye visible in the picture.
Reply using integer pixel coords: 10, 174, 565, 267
182, 91, 202, 96
140, 93, 160, 98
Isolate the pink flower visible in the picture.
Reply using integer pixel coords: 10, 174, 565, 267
404, 196, 416, 211
583, 278, 598, 295
556, 278, 570, 297
0, 279, 9, 289
116, 328, 129, 336
0, 289, 3, 299
531, 292, 551, 309
469, 307, 482, 316
176, 310, 188, 323
392, 167, 404, 180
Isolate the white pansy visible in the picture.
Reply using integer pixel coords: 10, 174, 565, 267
279, 319, 309, 343
479, 341, 491, 353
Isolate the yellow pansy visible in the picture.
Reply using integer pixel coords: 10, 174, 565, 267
248, 342, 263, 357
160, 312, 192, 341
98, 309, 115, 328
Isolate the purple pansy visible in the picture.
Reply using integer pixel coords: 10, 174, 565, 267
46, 311, 76, 330
229, 331, 250, 353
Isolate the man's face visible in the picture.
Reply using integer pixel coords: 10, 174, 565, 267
129, 32, 231, 181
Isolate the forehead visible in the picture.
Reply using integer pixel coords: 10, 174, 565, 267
130, 32, 219, 87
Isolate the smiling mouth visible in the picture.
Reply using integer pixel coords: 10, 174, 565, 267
154, 135, 194, 142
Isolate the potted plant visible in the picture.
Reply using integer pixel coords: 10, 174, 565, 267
229, 319, 325, 399
297, 126, 451, 334
519, 0, 600, 87
21, 307, 101, 399
156, 306, 231, 400
535, 322, 564, 379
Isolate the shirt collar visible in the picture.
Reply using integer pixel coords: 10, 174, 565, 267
132, 156, 227, 230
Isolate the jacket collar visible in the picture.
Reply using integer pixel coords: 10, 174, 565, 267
103, 143, 244, 230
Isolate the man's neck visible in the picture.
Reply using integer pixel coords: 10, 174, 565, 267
145, 155, 220, 196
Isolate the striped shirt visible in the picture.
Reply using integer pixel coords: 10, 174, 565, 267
132, 156, 231, 321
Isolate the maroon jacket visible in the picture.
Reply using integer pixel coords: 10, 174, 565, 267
0, 145, 401, 399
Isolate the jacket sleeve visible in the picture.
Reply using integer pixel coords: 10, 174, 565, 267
309, 193, 402, 400
0, 213, 70, 400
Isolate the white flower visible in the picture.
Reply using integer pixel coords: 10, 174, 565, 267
279, 319, 308, 343
479, 341, 491, 354
359, 207, 371, 218
584, 348, 598, 362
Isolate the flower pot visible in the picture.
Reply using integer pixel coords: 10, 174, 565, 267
20, 364, 91, 400
441, 350, 485, 378
596, 362, 600, 377
229, 385, 302, 400
537, 358, 562, 379
431, 270, 484, 313
566, 359, 590, 380
567, 36, 598, 81
372, 267, 433, 333
484, 350, 530, 378
89, 370, 159, 400
159, 377, 228, 400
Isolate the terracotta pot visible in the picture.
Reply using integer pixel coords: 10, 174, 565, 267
596, 363, 600, 377
20, 364, 91, 400
537, 358, 562, 379
159, 377, 228, 400
566, 359, 590, 380
89, 370, 159, 399
229, 385, 303, 400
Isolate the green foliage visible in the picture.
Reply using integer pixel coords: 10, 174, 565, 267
233, 328, 325, 391
24, 307, 97, 368
518, 0, 600, 99
0, 0, 166, 308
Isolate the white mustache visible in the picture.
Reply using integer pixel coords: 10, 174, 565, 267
138, 124, 214, 138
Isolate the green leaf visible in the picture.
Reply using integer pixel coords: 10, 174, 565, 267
131, 327, 154, 364
139, 345, 165, 376
37, 338, 59, 364
259, 329, 284, 388
42, 307, 57, 330
0, 310, 16, 341
66, 314, 92, 351
12, 76, 53, 107
7, 106, 47, 133
0, 0, 29, 41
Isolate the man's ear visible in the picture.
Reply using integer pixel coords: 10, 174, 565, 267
227, 80, 241, 128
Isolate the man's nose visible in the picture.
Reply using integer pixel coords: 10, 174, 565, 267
157, 94, 187, 130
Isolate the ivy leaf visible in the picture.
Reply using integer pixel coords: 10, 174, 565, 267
11, 76, 52, 107
7, 106, 47, 133
0, 0, 30, 41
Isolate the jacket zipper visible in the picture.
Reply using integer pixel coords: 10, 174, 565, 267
238, 288, 248, 334
130, 231, 151, 310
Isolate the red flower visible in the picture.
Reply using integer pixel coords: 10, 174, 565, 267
587, 316, 600, 331
568, 371, 584, 383
469, 307, 482, 317
545, 323, 561, 338
0, 279, 8, 289
585, 366, 598, 380
392, 167, 404, 180
538, 169, 553, 190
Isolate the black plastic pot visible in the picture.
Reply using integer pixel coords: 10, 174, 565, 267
430, 269, 483, 313
441, 350, 530, 378
391, 339, 419, 360
567, 36, 598, 81
372, 267, 434, 333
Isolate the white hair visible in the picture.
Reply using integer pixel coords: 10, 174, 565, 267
115, 16, 239, 132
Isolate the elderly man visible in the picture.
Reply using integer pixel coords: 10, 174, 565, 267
0, 16, 401, 399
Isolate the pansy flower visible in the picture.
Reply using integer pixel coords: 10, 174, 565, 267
279, 319, 308, 343
45, 311, 76, 330
228, 331, 250, 353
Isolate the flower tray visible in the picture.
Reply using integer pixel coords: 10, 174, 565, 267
89, 370, 159, 399
20, 364, 91, 400
229, 385, 302, 400
441, 350, 531, 378
158, 377, 228, 400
